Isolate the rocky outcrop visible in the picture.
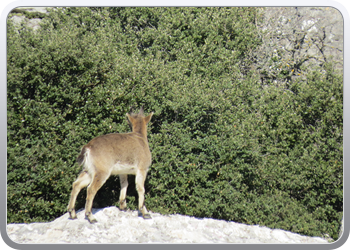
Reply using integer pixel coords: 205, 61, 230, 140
263, 7, 343, 67
7, 7, 50, 31
252, 7, 343, 85
6, 207, 329, 244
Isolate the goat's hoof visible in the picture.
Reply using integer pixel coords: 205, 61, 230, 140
89, 218, 97, 224
87, 217, 97, 223
143, 213, 152, 219
86, 214, 97, 223
68, 210, 77, 220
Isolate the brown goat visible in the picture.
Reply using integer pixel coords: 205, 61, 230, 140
67, 108, 153, 223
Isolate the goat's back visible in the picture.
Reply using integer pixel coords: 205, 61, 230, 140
78, 132, 151, 175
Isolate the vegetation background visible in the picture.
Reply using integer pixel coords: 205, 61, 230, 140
7, 7, 343, 240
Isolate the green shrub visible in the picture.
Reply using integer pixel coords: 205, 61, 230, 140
7, 7, 342, 240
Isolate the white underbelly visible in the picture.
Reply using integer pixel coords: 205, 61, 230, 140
111, 162, 138, 175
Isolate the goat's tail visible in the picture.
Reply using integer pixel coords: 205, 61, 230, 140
76, 146, 87, 165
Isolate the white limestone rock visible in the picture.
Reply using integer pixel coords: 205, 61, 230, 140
6, 207, 329, 244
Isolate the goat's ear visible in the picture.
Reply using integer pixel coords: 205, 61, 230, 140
126, 113, 132, 123
126, 113, 133, 130
144, 112, 153, 124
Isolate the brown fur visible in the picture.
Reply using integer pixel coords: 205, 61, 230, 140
67, 108, 153, 223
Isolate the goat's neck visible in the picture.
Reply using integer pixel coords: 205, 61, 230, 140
132, 127, 148, 139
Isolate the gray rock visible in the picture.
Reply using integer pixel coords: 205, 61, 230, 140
6, 207, 329, 244
14, 7, 49, 14
8, 7, 50, 30
339, 216, 344, 238
8, 15, 25, 26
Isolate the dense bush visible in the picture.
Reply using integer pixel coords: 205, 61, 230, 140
7, 7, 342, 240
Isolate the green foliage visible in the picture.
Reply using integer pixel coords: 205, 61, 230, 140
7, 7, 342, 240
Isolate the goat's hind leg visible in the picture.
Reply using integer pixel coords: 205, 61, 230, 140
67, 171, 91, 219
85, 170, 109, 223
135, 170, 151, 219
119, 174, 128, 211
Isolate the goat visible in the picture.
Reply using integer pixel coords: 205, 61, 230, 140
67, 107, 153, 223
